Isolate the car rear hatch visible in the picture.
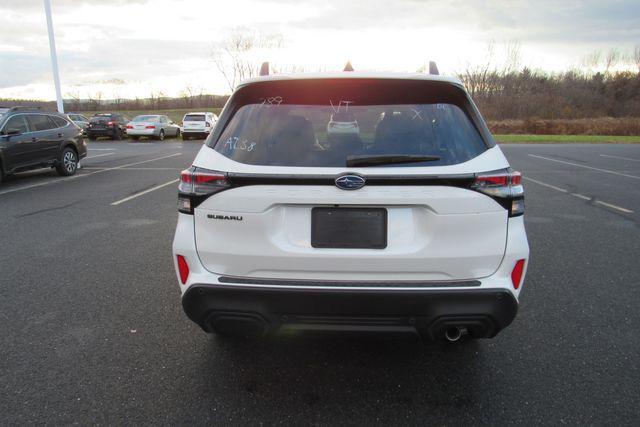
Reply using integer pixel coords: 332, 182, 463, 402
89, 116, 111, 130
186, 78, 516, 282
183, 114, 206, 131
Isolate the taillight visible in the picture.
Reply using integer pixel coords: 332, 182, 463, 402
511, 259, 526, 289
176, 255, 189, 284
145, 125, 155, 129
178, 166, 230, 214
107, 121, 115, 127
126, 125, 133, 129
471, 169, 524, 217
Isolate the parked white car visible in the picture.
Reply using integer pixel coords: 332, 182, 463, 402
327, 110, 359, 135
181, 112, 217, 140
126, 115, 180, 141
172, 71, 529, 343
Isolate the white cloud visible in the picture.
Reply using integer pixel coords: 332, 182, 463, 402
1, 0, 638, 99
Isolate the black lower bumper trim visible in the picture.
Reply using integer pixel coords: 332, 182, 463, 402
218, 276, 481, 288
182, 284, 518, 340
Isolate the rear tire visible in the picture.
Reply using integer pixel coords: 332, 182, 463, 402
55, 147, 78, 176
175, 129, 180, 139
157, 129, 165, 141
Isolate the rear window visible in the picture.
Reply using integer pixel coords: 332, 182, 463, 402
184, 114, 206, 122
132, 115, 158, 122
212, 79, 488, 168
331, 111, 356, 122
51, 115, 68, 128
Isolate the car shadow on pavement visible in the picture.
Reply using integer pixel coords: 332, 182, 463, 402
192, 334, 486, 421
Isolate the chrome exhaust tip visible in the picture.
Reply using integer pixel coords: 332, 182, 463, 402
444, 326, 468, 342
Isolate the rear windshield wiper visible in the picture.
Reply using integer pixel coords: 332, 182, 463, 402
346, 154, 441, 167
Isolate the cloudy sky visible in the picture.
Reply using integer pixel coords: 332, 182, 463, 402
1, 0, 638, 100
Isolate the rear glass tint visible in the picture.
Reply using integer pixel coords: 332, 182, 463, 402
184, 114, 206, 122
212, 79, 488, 168
28, 114, 57, 131
51, 115, 68, 128
132, 115, 158, 122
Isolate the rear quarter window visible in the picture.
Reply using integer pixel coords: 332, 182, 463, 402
28, 114, 57, 131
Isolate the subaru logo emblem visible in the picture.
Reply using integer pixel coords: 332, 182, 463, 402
335, 174, 365, 190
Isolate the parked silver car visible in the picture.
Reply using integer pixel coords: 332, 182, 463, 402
67, 113, 90, 132
126, 115, 181, 141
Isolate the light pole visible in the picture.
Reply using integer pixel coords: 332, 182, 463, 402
44, 0, 64, 113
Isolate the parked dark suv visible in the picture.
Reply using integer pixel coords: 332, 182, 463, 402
0, 107, 87, 184
87, 113, 129, 140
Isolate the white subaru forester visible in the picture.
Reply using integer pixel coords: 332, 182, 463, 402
172, 71, 529, 342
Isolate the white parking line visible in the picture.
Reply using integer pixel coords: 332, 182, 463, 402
85, 153, 114, 159
599, 154, 640, 162
593, 200, 633, 213
111, 179, 179, 206
0, 152, 182, 196
522, 176, 568, 193
528, 154, 640, 179
523, 176, 634, 214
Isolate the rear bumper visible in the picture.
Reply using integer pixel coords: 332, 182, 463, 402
183, 130, 209, 138
127, 129, 157, 136
182, 284, 518, 339
87, 128, 116, 136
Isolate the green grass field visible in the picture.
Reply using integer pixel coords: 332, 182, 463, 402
494, 134, 640, 143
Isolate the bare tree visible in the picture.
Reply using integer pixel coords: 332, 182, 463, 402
212, 28, 283, 92
633, 45, 640, 73
604, 48, 620, 74
65, 90, 81, 111
503, 40, 521, 75
582, 50, 602, 71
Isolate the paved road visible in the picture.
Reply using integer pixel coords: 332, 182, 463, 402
1, 141, 638, 424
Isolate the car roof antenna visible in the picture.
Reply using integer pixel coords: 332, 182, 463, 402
259, 61, 270, 76
429, 61, 439, 75
343, 61, 354, 72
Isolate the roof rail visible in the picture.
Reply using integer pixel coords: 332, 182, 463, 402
428, 61, 439, 75
9, 106, 42, 112
259, 62, 270, 76
343, 61, 354, 72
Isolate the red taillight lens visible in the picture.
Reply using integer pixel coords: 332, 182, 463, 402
126, 125, 133, 129
107, 121, 115, 126
178, 166, 230, 214
145, 125, 155, 129
472, 169, 524, 217
511, 259, 526, 289
176, 255, 189, 284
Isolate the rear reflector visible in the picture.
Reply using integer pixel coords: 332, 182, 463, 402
511, 259, 525, 289
177, 255, 189, 284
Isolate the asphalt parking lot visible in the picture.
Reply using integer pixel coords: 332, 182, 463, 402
1, 140, 639, 424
